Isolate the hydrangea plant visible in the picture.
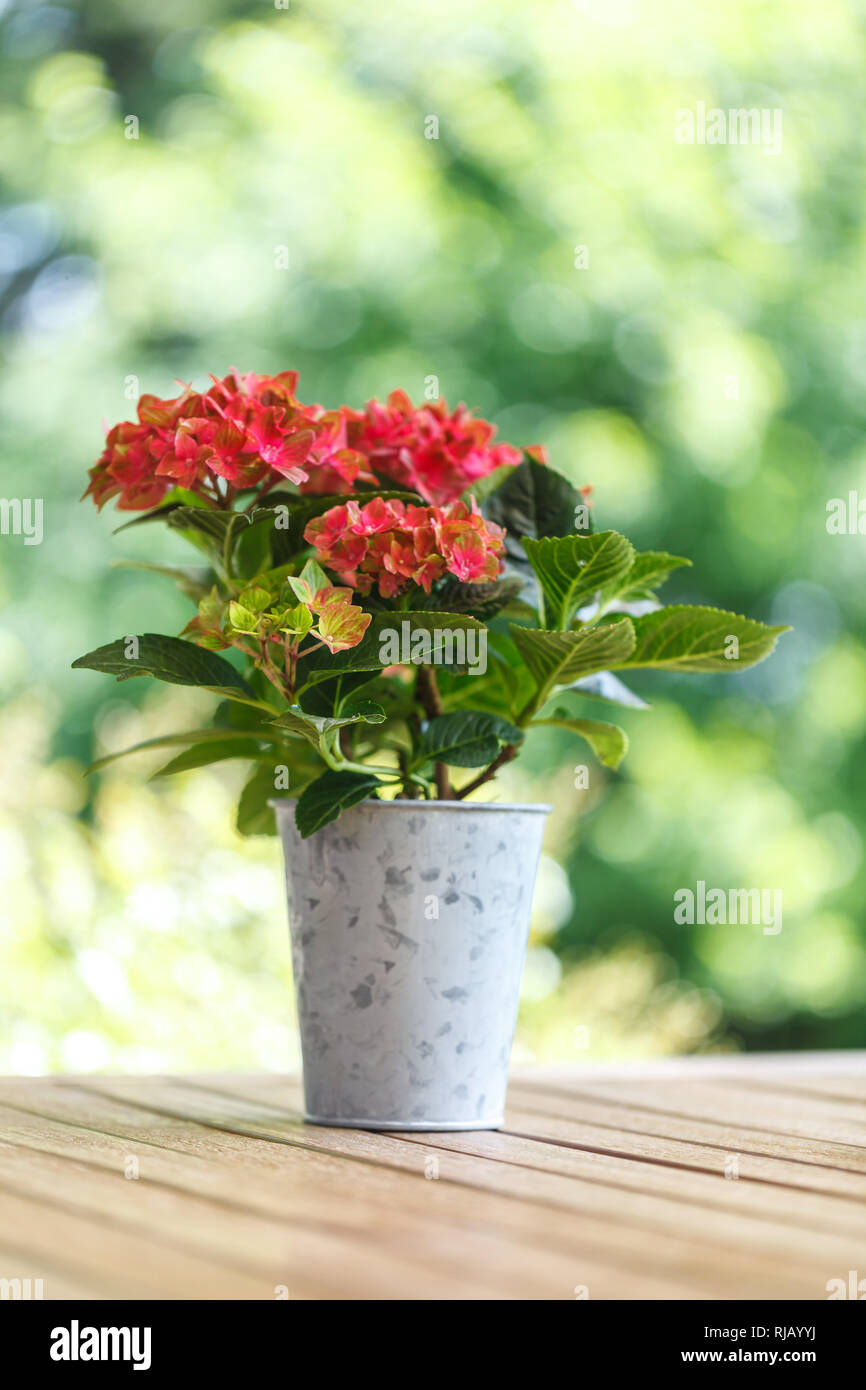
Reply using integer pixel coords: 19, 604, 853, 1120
74, 370, 789, 837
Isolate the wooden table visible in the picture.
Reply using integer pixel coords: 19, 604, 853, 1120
0, 1052, 864, 1300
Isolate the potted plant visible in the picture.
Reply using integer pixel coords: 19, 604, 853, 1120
74, 370, 788, 1129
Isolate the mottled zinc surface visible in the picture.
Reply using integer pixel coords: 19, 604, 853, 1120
274, 802, 549, 1129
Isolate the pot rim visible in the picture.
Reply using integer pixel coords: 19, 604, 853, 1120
269, 797, 553, 814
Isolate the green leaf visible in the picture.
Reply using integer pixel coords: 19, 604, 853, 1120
298, 612, 486, 688
406, 576, 524, 621
166, 507, 249, 546
532, 712, 629, 770
270, 700, 386, 747
246, 561, 297, 593
481, 454, 589, 541
233, 515, 273, 580
437, 666, 526, 723
414, 712, 524, 769
237, 764, 279, 837
238, 586, 272, 614
152, 740, 275, 778
238, 748, 323, 836
463, 463, 519, 507
110, 560, 214, 601
86, 727, 275, 775
481, 455, 592, 602
113, 502, 268, 573
342, 698, 387, 724
610, 606, 791, 673
112, 501, 187, 533
160, 507, 276, 575
273, 603, 314, 637
296, 671, 379, 717
294, 769, 381, 838
510, 621, 637, 706
615, 552, 691, 603
72, 634, 258, 699
287, 557, 330, 604
111, 489, 213, 533
227, 601, 257, 633
562, 672, 650, 710
214, 699, 275, 731
522, 530, 635, 629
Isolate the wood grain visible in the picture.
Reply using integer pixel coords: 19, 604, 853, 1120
0, 1055, 863, 1300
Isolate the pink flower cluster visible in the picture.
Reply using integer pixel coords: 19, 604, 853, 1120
304, 496, 506, 599
331, 389, 527, 506
84, 371, 369, 511
85, 374, 534, 513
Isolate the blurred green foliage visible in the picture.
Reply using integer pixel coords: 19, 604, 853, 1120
1, 0, 865, 1071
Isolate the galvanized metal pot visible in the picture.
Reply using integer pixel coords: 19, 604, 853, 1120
272, 799, 551, 1131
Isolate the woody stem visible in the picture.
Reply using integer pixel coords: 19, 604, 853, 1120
454, 742, 519, 800
416, 665, 451, 800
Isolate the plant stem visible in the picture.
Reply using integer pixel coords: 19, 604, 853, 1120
416, 664, 452, 800
257, 636, 285, 697
247, 474, 280, 510
318, 731, 402, 781
222, 521, 234, 582
453, 681, 544, 801
295, 639, 326, 660
396, 749, 431, 799
416, 664, 443, 717
455, 742, 520, 799
434, 762, 452, 800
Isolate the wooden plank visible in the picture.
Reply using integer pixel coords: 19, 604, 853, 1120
77, 1075, 866, 1295
0, 1245, 107, 1300
504, 1080, 866, 1173
712, 1075, 866, 1105
0, 1188, 276, 1300
510, 1051, 866, 1080
181, 1073, 866, 1209
1, 1060, 863, 1301
0, 1098, 675, 1298
502, 1108, 866, 1199
0, 1078, 823, 1300
181, 1070, 866, 1195
507, 1076, 866, 1151
0, 1086, 712, 1300
0, 1123, 605, 1301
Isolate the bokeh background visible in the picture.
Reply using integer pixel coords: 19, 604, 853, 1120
1, 0, 865, 1074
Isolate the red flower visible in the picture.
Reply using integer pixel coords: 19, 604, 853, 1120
84, 420, 169, 511
289, 408, 379, 494
304, 496, 505, 598
83, 371, 364, 511
331, 390, 523, 505
83, 374, 541, 516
